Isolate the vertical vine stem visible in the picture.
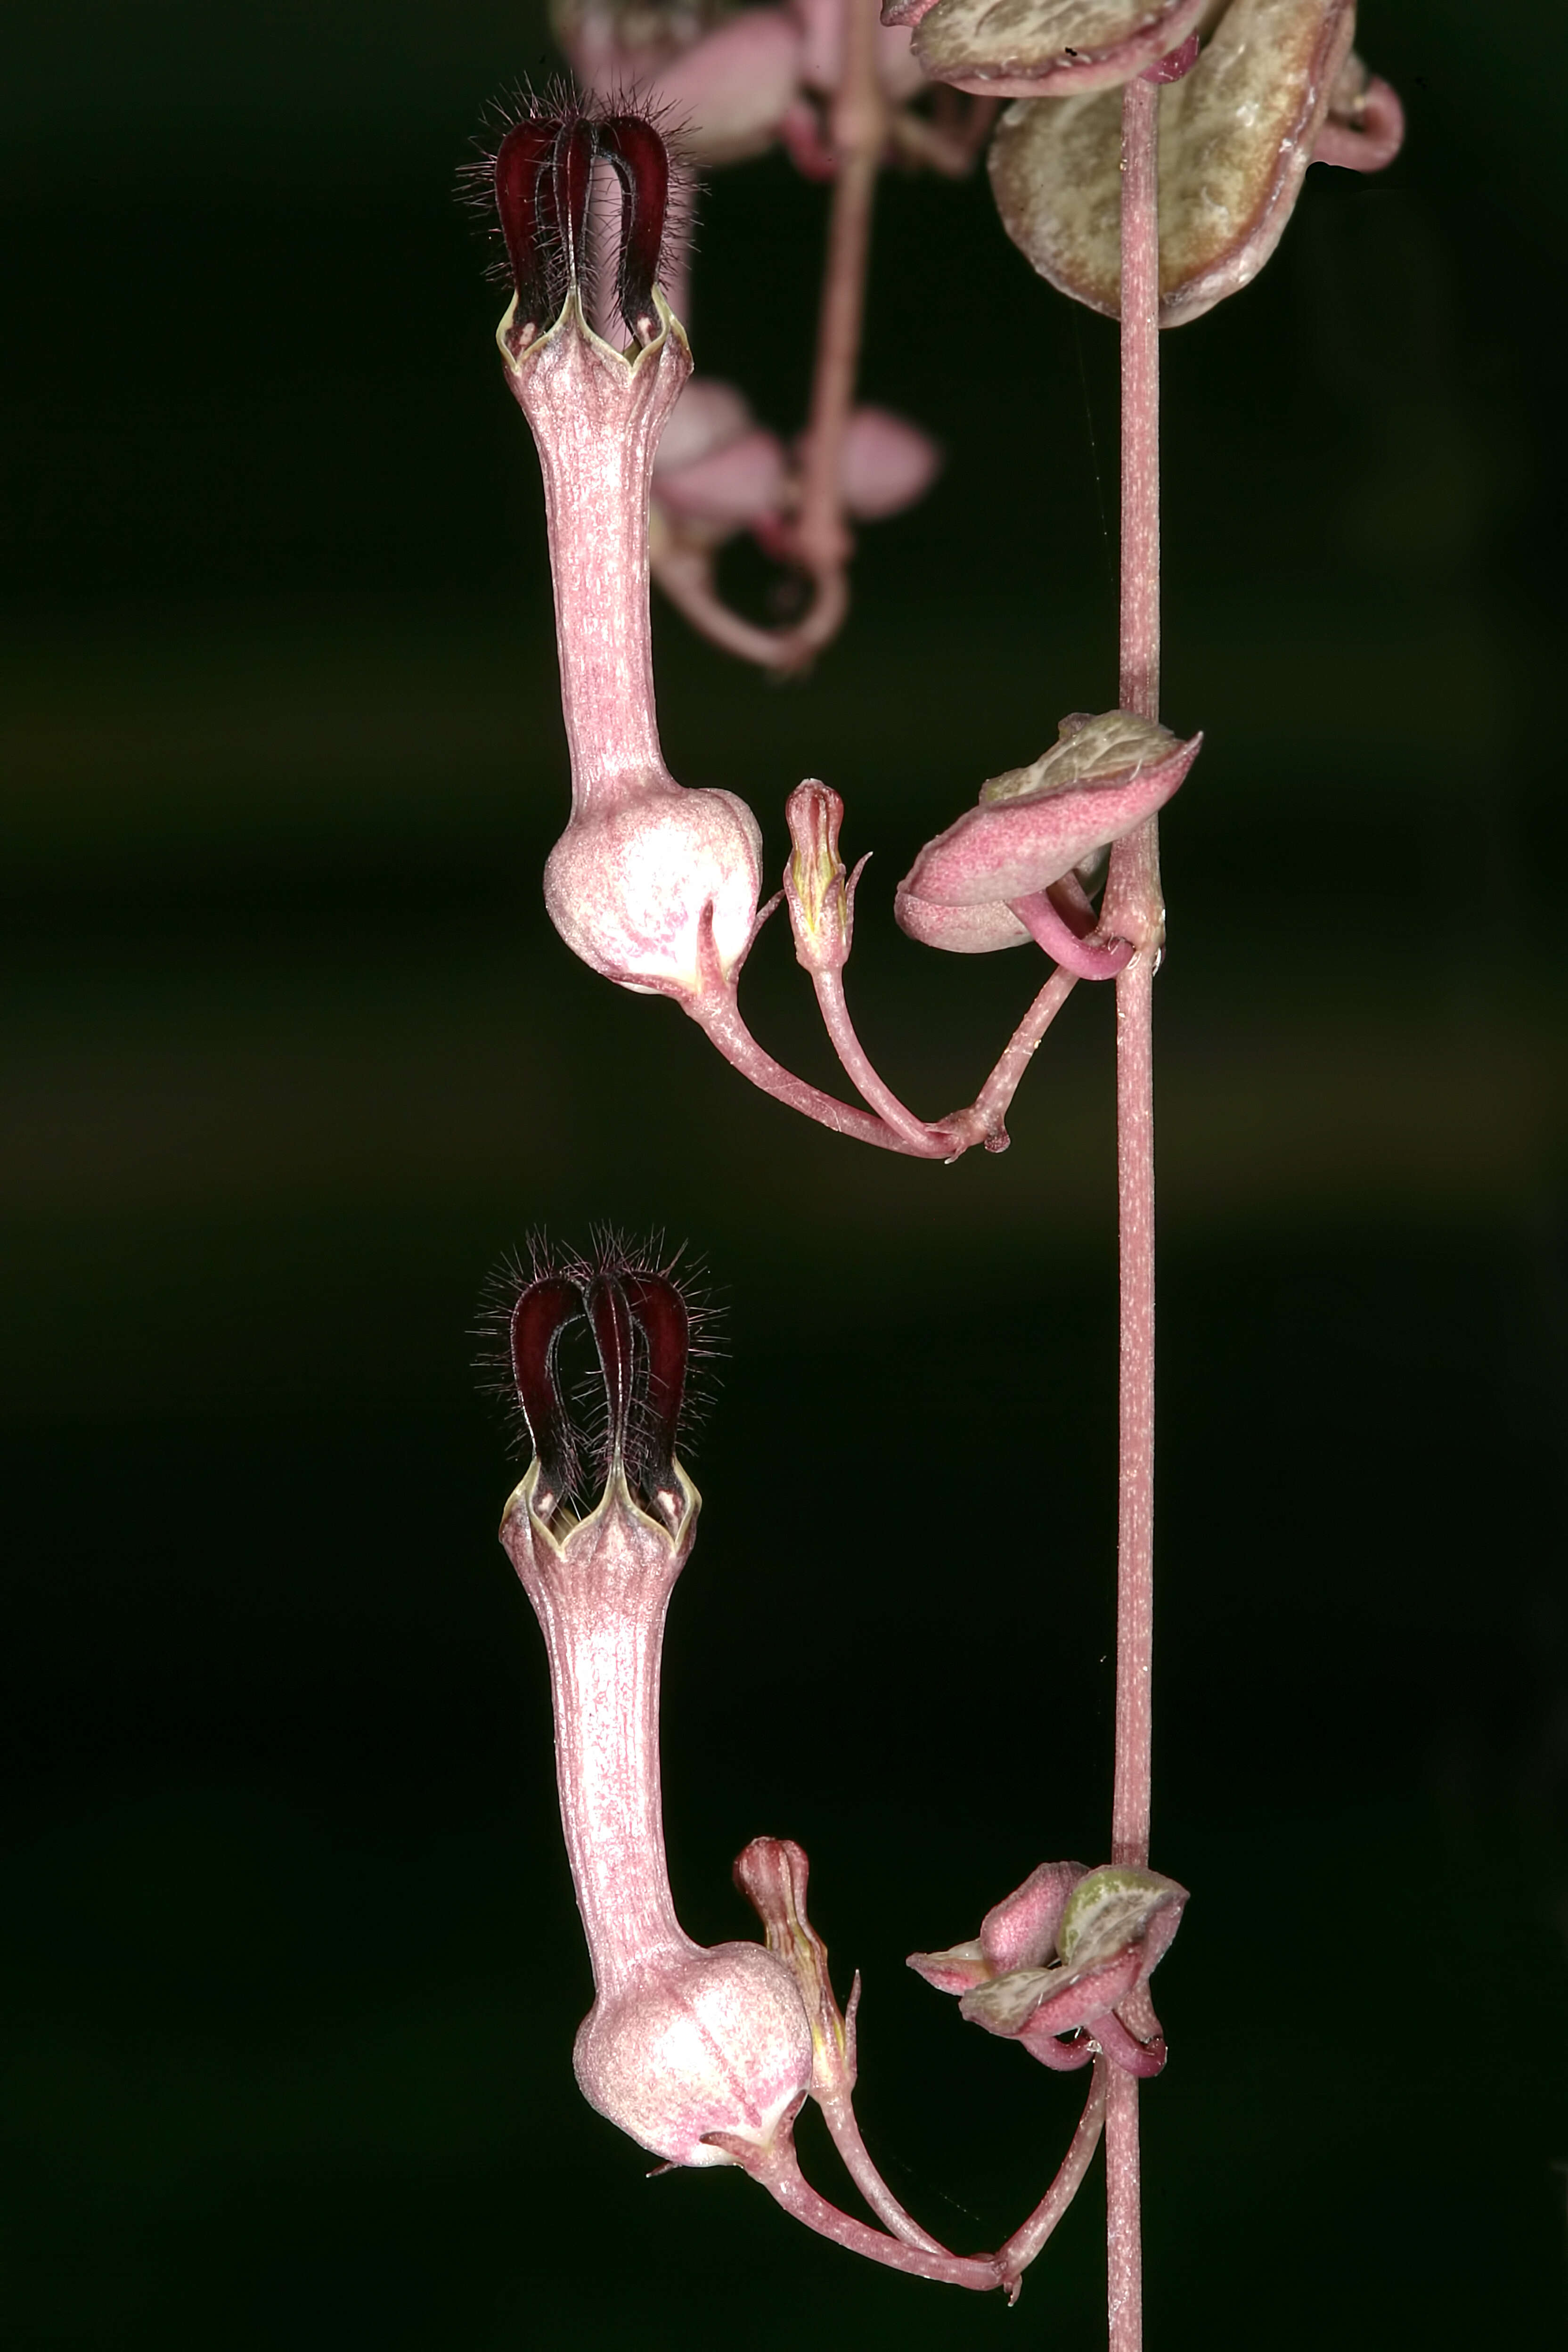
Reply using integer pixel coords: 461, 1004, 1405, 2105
791, 0, 886, 586
1101, 68, 1164, 2352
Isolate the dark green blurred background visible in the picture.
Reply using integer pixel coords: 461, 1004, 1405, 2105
3, 3, 1565, 2343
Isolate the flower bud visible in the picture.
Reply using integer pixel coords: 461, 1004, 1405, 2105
782, 781, 859, 972
734, 1834, 857, 2099
554, 0, 807, 164
654, 8, 806, 162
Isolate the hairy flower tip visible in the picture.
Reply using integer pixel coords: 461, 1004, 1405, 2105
901, 0, 1206, 100
989, 0, 1388, 327
466, 89, 691, 351
476, 1233, 718, 1530
896, 710, 1200, 956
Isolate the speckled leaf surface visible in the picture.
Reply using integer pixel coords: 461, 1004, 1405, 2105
989, 0, 1356, 325
911, 0, 1206, 97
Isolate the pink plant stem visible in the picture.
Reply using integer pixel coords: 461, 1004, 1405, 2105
650, 3, 882, 671
969, 964, 1080, 1142
1102, 68, 1164, 2352
687, 983, 951, 1156
809, 967, 941, 1149
710, 2121, 1001, 2290
792, 0, 885, 587
996, 2059, 1110, 2290
814, 2084, 952, 2253
1010, 890, 1135, 980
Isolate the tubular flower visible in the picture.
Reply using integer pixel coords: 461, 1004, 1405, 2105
498, 1245, 814, 2167
489, 104, 765, 998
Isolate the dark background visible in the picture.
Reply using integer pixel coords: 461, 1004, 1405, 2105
3, 2, 1565, 2344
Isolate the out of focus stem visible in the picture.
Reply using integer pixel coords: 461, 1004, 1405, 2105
656, 0, 886, 671
791, 0, 885, 584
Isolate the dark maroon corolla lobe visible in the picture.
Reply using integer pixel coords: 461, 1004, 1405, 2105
501, 1249, 695, 1529
587, 1270, 638, 1466
620, 1271, 690, 1522
509, 1273, 584, 1519
490, 105, 673, 348
596, 114, 670, 346
551, 113, 598, 291
494, 118, 564, 336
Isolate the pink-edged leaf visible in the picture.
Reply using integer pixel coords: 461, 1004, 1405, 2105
989, 0, 1358, 327
1057, 1862, 1188, 1977
913, 0, 1205, 99
960, 1945, 1143, 2037
898, 712, 1200, 921
892, 893, 1031, 955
